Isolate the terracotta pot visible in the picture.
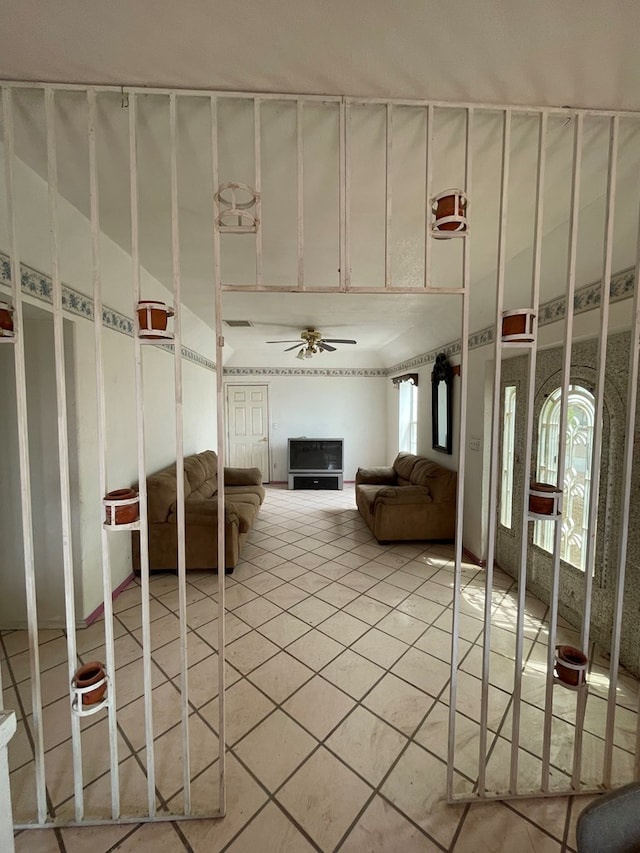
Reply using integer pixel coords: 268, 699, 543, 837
137, 301, 173, 337
501, 309, 536, 342
555, 645, 587, 686
72, 661, 107, 706
529, 482, 562, 516
104, 488, 139, 525
432, 190, 468, 235
0, 301, 14, 335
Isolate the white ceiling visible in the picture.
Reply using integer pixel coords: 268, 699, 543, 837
1, 1, 640, 368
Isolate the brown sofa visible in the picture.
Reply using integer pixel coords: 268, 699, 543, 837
132, 450, 265, 573
355, 452, 456, 542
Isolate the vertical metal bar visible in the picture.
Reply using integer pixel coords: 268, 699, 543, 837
169, 93, 191, 813
339, 99, 347, 291
603, 185, 640, 786
87, 87, 120, 819
128, 92, 157, 817
385, 102, 393, 289
447, 106, 473, 799
45, 87, 85, 822
343, 99, 351, 291
511, 111, 547, 790
253, 97, 263, 288
581, 117, 618, 646
1, 84, 48, 824
210, 95, 227, 816
296, 100, 305, 290
424, 105, 433, 289
541, 113, 583, 790
478, 109, 511, 796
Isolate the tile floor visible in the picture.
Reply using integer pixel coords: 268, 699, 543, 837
3, 485, 637, 852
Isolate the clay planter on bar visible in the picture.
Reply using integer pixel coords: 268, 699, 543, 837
431, 189, 468, 238
137, 300, 174, 339
0, 301, 15, 337
501, 309, 536, 343
71, 661, 107, 707
529, 482, 562, 517
103, 488, 139, 526
555, 645, 588, 686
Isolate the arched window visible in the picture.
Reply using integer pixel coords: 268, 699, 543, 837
534, 385, 595, 571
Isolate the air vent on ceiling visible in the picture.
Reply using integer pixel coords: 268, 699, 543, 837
223, 320, 254, 327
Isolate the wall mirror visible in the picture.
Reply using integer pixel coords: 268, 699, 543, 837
432, 353, 453, 454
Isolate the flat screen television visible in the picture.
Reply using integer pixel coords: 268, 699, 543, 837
288, 438, 344, 472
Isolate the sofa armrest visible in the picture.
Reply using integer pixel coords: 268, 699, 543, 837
374, 485, 432, 505
356, 466, 396, 486
224, 466, 263, 487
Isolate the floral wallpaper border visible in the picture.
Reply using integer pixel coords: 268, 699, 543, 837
387, 265, 636, 377
0, 252, 217, 372
2, 251, 635, 380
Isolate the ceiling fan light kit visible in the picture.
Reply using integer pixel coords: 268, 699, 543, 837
214, 182, 260, 233
267, 328, 357, 360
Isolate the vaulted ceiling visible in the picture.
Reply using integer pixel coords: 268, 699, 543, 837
1, 1, 639, 368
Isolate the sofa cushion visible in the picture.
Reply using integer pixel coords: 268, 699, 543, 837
184, 454, 217, 498
233, 500, 258, 533
410, 457, 456, 502
147, 467, 190, 523
393, 452, 418, 484
224, 487, 264, 506
355, 466, 396, 486
374, 485, 432, 504
225, 467, 262, 487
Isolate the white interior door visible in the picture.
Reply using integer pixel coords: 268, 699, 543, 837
226, 384, 270, 481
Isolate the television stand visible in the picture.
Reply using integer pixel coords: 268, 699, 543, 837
288, 472, 343, 490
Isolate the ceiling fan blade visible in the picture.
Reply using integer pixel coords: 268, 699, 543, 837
265, 340, 302, 344
284, 344, 302, 352
322, 338, 357, 345
318, 342, 336, 352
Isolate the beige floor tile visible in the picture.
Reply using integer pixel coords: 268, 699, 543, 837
415, 624, 469, 662
359, 563, 395, 581
10, 636, 71, 684
225, 631, 280, 674
132, 613, 182, 651
286, 629, 344, 669
340, 794, 441, 852
351, 627, 409, 668
116, 679, 184, 751
225, 801, 316, 852
343, 594, 392, 624
321, 649, 386, 700
234, 709, 316, 789
376, 609, 428, 644
75, 618, 128, 654
263, 582, 309, 609
246, 551, 287, 571
366, 580, 409, 607
291, 552, 327, 570
315, 581, 361, 608
61, 822, 134, 852
283, 675, 355, 739
115, 657, 167, 709
200, 678, 274, 745
8, 717, 33, 771
151, 632, 213, 678
157, 583, 207, 612
269, 563, 307, 581
291, 572, 332, 593
14, 829, 62, 852
391, 646, 451, 697
311, 543, 345, 560
102, 822, 186, 851
326, 706, 407, 785
318, 610, 370, 645
221, 584, 259, 609
182, 595, 219, 629
415, 702, 483, 779
276, 747, 372, 851
363, 672, 432, 736
509, 795, 570, 843
313, 562, 354, 581
453, 802, 562, 852
247, 651, 313, 703
396, 593, 447, 624
258, 612, 311, 647
233, 598, 283, 628
116, 598, 171, 632
112, 584, 143, 613
241, 573, 285, 594
414, 579, 455, 606
381, 742, 465, 848
339, 571, 380, 593
193, 612, 251, 649
180, 754, 268, 848
289, 597, 337, 626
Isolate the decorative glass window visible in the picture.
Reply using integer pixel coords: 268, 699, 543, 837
534, 385, 595, 570
500, 385, 517, 528
398, 379, 419, 454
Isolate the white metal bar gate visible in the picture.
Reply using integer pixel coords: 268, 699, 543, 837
1, 81, 640, 833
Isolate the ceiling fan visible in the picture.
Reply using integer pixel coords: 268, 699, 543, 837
266, 328, 357, 359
